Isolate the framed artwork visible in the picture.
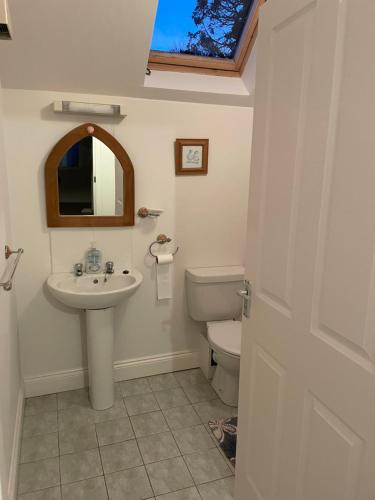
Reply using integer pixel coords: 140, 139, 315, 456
175, 139, 209, 176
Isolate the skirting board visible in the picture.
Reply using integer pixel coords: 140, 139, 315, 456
24, 350, 200, 397
8, 387, 24, 500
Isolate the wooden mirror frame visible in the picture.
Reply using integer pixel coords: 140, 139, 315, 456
45, 123, 134, 227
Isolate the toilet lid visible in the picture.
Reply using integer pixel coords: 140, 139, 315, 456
207, 320, 242, 357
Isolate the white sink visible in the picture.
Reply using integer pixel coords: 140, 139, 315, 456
47, 270, 143, 310
47, 269, 143, 411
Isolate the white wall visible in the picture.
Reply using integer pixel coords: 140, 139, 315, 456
0, 85, 23, 500
2, 89, 253, 396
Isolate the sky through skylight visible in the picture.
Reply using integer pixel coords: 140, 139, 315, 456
151, 0, 254, 59
152, 0, 197, 53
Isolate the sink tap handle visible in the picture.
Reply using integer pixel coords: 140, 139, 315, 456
74, 263, 83, 276
105, 261, 114, 274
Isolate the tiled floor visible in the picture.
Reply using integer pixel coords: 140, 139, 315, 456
17, 369, 237, 500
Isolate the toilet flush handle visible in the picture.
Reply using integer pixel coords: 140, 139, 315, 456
237, 280, 251, 318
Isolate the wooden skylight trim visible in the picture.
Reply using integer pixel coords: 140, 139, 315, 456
148, 0, 264, 77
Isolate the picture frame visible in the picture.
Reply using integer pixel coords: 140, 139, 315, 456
175, 139, 209, 176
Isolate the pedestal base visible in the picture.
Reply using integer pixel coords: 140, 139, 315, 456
86, 308, 115, 410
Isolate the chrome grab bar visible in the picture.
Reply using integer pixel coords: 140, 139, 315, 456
1, 245, 24, 291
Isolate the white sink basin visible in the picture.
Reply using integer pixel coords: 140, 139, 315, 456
47, 270, 143, 309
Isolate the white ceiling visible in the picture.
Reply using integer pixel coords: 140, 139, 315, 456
0, 0, 253, 107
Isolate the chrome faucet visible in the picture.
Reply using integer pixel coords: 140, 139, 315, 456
74, 263, 83, 277
104, 261, 114, 282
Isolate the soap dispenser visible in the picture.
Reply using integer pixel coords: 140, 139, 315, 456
85, 242, 102, 274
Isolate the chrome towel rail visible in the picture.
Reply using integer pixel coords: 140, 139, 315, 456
1, 245, 24, 291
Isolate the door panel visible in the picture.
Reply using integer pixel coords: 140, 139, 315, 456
247, 346, 286, 500
311, 0, 375, 364
297, 394, 363, 500
259, 1, 314, 315
236, 0, 375, 499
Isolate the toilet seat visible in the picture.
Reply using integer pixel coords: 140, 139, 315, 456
207, 320, 241, 357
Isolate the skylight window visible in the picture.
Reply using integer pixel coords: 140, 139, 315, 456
149, 0, 263, 76
152, 0, 253, 59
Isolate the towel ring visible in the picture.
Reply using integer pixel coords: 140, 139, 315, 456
149, 234, 179, 259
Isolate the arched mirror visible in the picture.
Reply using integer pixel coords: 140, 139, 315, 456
45, 123, 134, 227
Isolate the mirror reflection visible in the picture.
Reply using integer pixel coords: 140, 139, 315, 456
58, 137, 124, 216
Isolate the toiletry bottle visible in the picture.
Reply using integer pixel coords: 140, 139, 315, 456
85, 242, 102, 274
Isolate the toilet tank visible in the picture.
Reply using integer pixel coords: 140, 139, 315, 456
186, 266, 245, 321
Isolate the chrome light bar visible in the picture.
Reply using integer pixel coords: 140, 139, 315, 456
53, 101, 126, 118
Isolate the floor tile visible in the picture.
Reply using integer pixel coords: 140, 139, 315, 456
197, 477, 235, 499
20, 433, 58, 463
59, 424, 98, 455
58, 401, 126, 431
182, 384, 218, 404
172, 425, 215, 455
174, 370, 207, 387
17, 486, 61, 499
23, 412, 58, 438
18, 457, 60, 495
95, 417, 134, 446
130, 411, 169, 437
156, 487, 201, 499
91, 400, 127, 423
100, 439, 142, 474
184, 449, 232, 485
137, 431, 180, 464
24, 394, 57, 416
148, 374, 180, 392
60, 448, 102, 484
146, 457, 194, 496
163, 406, 200, 431
58, 406, 93, 431
154, 388, 189, 410
193, 400, 237, 423
120, 378, 152, 397
114, 382, 123, 400
61, 476, 108, 500
57, 388, 90, 410
124, 393, 160, 416
105, 466, 153, 500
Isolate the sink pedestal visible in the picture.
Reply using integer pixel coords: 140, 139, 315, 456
86, 308, 115, 410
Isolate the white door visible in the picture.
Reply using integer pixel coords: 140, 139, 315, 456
236, 1, 375, 499
92, 137, 116, 216
0, 86, 22, 499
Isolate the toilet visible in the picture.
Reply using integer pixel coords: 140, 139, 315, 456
185, 266, 244, 406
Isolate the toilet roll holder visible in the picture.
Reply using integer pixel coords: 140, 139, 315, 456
149, 234, 179, 259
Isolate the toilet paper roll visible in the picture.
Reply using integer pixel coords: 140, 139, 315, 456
156, 254, 173, 299
156, 254, 174, 265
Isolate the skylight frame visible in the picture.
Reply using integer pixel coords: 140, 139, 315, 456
148, 0, 264, 77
